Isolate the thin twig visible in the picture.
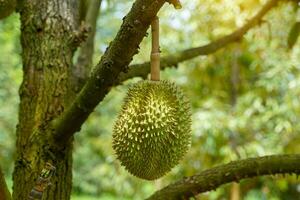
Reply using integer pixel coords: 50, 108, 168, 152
72, 0, 102, 91
118, 0, 281, 82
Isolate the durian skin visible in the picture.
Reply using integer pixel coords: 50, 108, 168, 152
112, 80, 191, 180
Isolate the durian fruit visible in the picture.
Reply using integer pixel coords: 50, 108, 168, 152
112, 80, 191, 180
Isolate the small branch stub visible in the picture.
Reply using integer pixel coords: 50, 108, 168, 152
151, 16, 160, 81
167, 0, 182, 9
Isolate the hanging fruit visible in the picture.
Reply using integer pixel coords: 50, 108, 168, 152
112, 17, 191, 180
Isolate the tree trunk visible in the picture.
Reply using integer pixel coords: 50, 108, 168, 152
12, 0, 78, 199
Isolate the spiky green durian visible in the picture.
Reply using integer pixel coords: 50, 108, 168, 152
112, 80, 191, 180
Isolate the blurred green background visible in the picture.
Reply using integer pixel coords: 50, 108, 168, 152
1, 0, 300, 199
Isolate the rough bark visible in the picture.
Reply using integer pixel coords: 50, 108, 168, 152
146, 154, 300, 200
12, 0, 78, 199
52, 0, 167, 145
0, 0, 16, 19
118, 0, 280, 82
0, 166, 11, 200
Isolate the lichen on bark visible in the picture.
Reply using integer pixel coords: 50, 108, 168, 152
12, 0, 79, 199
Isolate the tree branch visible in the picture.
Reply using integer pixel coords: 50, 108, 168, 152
0, 0, 16, 20
52, 0, 167, 146
0, 166, 11, 200
146, 154, 300, 200
72, 0, 102, 91
118, 0, 280, 82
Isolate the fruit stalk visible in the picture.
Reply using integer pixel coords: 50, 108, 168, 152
150, 16, 160, 81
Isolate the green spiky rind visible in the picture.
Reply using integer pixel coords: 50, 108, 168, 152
112, 80, 191, 180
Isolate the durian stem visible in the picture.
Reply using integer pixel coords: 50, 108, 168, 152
150, 16, 160, 81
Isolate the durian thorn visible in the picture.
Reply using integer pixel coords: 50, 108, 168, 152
150, 16, 160, 81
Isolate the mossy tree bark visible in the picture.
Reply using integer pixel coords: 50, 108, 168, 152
0, 0, 16, 20
12, 0, 79, 199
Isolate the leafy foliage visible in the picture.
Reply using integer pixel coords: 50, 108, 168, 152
0, 14, 21, 177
